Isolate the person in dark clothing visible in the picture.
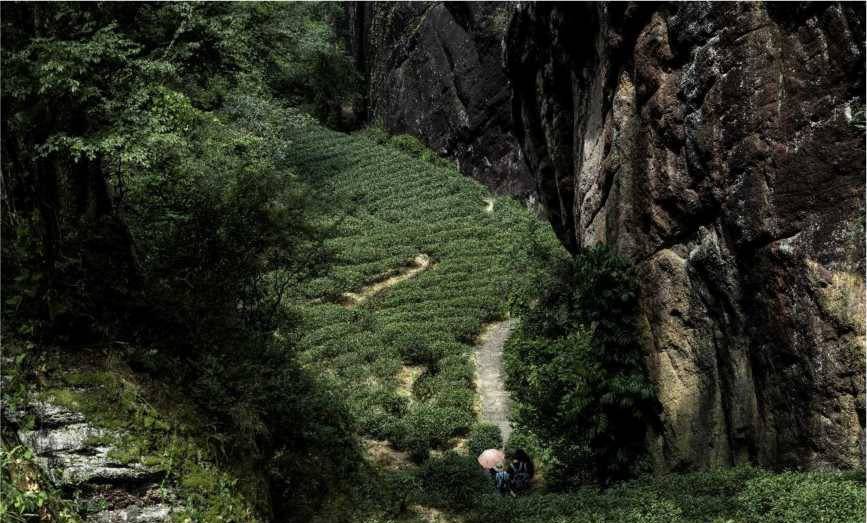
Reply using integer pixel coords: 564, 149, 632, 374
513, 448, 535, 478
508, 449, 534, 492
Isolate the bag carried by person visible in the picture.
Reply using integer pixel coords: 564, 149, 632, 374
510, 461, 530, 491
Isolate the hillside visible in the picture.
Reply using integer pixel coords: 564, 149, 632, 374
283, 117, 561, 463
2, 3, 864, 523
278, 119, 865, 523
3, 112, 864, 523
347, 1, 867, 471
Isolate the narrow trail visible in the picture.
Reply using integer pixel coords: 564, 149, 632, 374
474, 319, 516, 445
338, 254, 431, 307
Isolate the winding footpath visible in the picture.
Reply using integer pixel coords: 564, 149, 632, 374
328, 249, 517, 449
474, 319, 516, 445
338, 254, 432, 307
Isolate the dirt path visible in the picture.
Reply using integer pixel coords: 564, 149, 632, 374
482, 197, 495, 213
339, 254, 431, 307
474, 319, 516, 445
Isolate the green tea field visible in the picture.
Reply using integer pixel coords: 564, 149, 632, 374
279, 119, 865, 523
284, 117, 563, 461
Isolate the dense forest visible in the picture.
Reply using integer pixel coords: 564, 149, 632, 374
1, 2, 864, 523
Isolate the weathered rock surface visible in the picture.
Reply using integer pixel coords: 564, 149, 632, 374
4, 400, 176, 522
346, 2, 534, 196
506, 2, 865, 471
88, 503, 174, 523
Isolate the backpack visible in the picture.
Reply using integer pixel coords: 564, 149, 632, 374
495, 470, 510, 492
511, 461, 530, 491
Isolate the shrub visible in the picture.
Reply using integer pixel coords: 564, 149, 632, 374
609, 497, 684, 523
378, 470, 423, 518
356, 128, 454, 169
355, 125, 391, 145
436, 354, 475, 384
388, 134, 428, 157
737, 472, 865, 523
397, 337, 439, 366
430, 387, 475, 413
412, 370, 474, 413
468, 423, 503, 456
417, 452, 489, 511
644, 465, 762, 520
395, 405, 473, 462
505, 245, 659, 486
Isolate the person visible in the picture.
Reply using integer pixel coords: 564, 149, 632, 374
491, 462, 514, 497
513, 448, 535, 478
508, 449, 534, 492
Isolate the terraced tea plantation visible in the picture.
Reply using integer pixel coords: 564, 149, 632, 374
283, 118, 563, 460
278, 121, 866, 523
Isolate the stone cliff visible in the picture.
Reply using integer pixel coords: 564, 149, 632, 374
505, 2, 866, 471
345, 2, 534, 195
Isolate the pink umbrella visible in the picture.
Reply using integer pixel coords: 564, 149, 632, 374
477, 448, 506, 469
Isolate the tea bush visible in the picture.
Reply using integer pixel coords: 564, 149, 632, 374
468, 423, 503, 456
738, 471, 865, 522
466, 466, 865, 523
416, 452, 490, 511
355, 127, 454, 169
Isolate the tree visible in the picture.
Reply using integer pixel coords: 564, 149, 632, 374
505, 245, 660, 486
1, 2, 353, 343
2, 3, 361, 518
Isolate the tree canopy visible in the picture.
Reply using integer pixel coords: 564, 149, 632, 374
1, 2, 355, 344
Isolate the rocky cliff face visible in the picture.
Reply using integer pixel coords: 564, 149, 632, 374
506, 2, 866, 471
345, 2, 534, 196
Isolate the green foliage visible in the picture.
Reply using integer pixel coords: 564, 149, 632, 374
394, 405, 473, 462
285, 118, 566, 468
355, 127, 455, 169
347, 452, 863, 523
468, 423, 503, 456
737, 471, 865, 523
505, 245, 659, 486
396, 337, 440, 366
416, 452, 490, 511
124, 96, 324, 348
467, 466, 865, 523
346, 464, 867, 523
2, 4, 360, 519
387, 134, 428, 157
0, 445, 80, 522
1, 2, 353, 342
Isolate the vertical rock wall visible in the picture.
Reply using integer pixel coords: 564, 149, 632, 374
345, 2, 534, 196
505, 2, 866, 471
